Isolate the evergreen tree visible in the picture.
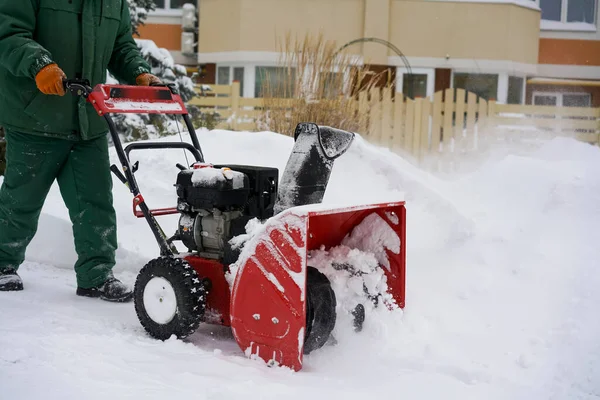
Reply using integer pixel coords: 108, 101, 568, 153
128, 0, 156, 37
112, 0, 198, 142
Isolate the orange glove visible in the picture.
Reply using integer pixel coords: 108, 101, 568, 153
136, 73, 161, 86
35, 64, 67, 96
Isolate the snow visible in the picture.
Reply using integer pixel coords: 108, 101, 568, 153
104, 98, 184, 113
136, 39, 178, 71
190, 165, 246, 189
0, 274, 20, 285
340, 212, 401, 271
2, 129, 600, 399
540, 20, 597, 32
228, 210, 309, 314
308, 245, 398, 326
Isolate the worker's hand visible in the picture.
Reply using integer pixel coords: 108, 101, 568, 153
135, 73, 161, 86
35, 64, 67, 96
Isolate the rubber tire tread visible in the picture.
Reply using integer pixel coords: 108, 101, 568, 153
134, 256, 206, 341
303, 266, 337, 354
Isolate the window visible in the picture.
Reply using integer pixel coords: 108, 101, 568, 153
217, 67, 230, 85
255, 67, 296, 98
533, 93, 559, 106
403, 74, 428, 98
507, 77, 524, 104
533, 92, 591, 107
320, 72, 344, 98
538, 0, 596, 24
233, 67, 244, 96
153, 0, 193, 12
396, 68, 434, 99
217, 66, 245, 96
453, 73, 498, 101
563, 93, 591, 107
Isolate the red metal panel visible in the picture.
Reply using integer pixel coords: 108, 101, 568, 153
230, 202, 406, 371
230, 213, 308, 371
185, 256, 231, 326
87, 84, 187, 115
306, 202, 406, 309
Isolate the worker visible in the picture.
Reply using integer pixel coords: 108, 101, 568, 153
0, 0, 161, 301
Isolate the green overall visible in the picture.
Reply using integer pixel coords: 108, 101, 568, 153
0, 0, 151, 287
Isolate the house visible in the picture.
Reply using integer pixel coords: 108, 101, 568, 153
137, 0, 600, 106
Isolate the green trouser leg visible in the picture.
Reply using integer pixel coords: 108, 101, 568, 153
0, 130, 117, 288
0, 131, 67, 272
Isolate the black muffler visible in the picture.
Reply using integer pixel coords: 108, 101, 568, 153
274, 123, 355, 214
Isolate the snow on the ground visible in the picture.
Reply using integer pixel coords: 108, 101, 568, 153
1, 129, 600, 399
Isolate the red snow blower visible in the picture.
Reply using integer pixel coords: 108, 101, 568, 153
65, 79, 406, 371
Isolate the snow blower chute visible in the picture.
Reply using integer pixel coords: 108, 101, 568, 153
65, 79, 406, 371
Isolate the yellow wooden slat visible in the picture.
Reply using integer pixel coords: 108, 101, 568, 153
404, 98, 415, 150
442, 88, 454, 150
367, 87, 381, 143
238, 98, 300, 108
465, 92, 478, 151
392, 95, 405, 151
419, 98, 431, 159
230, 82, 241, 130
430, 91, 443, 154
370, 100, 383, 145
238, 109, 263, 119
412, 98, 423, 157
495, 103, 600, 118
189, 97, 232, 107
196, 107, 223, 114
573, 132, 600, 143
239, 98, 265, 107
216, 109, 261, 121
381, 87, 393, 147
477, 98, 489, 150
358, 91, 370, 136
216, 109, 233, 119
236, 122, 258, 131
454, 89, 466, 152
195, 84, 232, 96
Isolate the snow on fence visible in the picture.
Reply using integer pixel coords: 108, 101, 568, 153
189, 83, 600, 167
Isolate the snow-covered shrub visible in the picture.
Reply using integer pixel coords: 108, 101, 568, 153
128, 0, 155, 37
109, 38, 198, 142
112, 0, 213, 142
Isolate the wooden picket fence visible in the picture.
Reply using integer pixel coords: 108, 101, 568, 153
189, 83, 600, 169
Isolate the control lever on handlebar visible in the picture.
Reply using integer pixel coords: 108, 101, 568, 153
150, 81, 179, 95
63, 78, 93, 97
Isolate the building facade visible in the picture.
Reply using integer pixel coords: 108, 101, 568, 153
138, 0, 600, 106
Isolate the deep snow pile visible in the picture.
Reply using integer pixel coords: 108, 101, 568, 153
1, 129, 599, 399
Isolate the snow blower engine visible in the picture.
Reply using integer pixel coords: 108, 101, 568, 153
173, 163, 278, 263
65, 79, 406, 371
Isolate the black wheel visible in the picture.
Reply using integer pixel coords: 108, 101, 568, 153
134, 256, 207, 341
304, 267, 337, 354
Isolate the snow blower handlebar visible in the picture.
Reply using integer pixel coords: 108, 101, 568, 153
63, 78, 208, 257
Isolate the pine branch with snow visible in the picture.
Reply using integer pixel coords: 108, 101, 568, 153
109, 37, 199, 142
128, 0, 155, 37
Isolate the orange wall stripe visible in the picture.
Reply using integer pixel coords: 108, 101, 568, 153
137, 24, 182, 51
539, 38, 600, 66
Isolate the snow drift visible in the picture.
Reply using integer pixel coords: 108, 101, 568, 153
1, 130, 599, 399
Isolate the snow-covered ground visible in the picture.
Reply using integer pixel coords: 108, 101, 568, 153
1, 129, 599, 399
